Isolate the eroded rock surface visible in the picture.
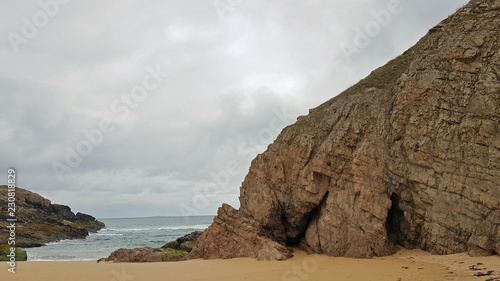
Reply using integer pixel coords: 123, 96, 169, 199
107, 247, 188, 263
190, 0, 500, 260
190, 204, 293, 260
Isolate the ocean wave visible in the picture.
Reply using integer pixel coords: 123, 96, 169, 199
105, 224, 209, 232
105, 228, 150, 232
42, 239, 74, 246
94, 233, 123, 237
157, 224, 209, 230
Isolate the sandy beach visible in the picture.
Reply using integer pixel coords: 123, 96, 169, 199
2, 248, 499, 281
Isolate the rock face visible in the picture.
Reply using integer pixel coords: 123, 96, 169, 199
162, 230, 203, 253
107, 247, 188, 263
108, 231, 203, 262
192, 204, 293, 260
190, 0, 500, 260
0, 186, 105, 247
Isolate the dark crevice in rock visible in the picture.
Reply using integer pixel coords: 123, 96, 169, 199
281, 212, 306, 247
304, 148, 316, 168
314, 191, 329, 252
284, 220, 305, 247
386, 193, 412, 249
284, 191, 329, 248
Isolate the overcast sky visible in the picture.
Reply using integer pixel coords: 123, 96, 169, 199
0, 0, 469, 218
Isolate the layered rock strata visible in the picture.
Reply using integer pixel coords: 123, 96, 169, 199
190, 0, 500, 260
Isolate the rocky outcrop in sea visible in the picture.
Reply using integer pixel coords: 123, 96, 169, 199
189, 0, 500, 260
107, 231, 203, 262
0, 186, 105, 248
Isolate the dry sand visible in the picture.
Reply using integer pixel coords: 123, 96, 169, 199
2, 248, 499, 281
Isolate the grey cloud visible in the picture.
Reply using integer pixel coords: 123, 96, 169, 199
0, 0, 470, 218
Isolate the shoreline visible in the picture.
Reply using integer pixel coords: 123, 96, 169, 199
2, 248, 499, 281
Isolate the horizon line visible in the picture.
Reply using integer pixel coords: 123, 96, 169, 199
98, 214, 216, 220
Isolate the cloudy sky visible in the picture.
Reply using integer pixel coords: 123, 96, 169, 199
0, 0, 469, 218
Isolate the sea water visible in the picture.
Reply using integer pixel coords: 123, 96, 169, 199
24, 216, 213, 261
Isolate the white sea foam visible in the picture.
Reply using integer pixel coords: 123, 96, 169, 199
157, 224, 210, 230
105, 224, 209, 232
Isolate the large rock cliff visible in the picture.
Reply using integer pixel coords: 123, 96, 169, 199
190, 0, 500, 260
0, 186, 105, 247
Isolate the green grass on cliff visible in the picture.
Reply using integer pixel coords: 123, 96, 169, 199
0, 245, 27, 261
316, 27, 444, 115
351, 48, 417, 92
349, 28, 443, 93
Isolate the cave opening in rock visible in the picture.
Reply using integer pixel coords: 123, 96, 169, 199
385, 192, 409, 247
283, 191, 329, 247
281, 214, 306, 247
285, 230, 305, 247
